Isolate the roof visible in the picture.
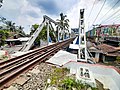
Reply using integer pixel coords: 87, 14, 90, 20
89, 46, 102, 53
5, 39, 19, 42
19, 37, 29, 41
97, 44, 116, 53
94, 44, 120, 56
5, 37, 29, 42
115, 47, 120, 51
107, 52, 120, 56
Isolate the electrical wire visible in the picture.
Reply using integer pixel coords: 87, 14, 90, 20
108, 15, 120, 23
87, 0, 96, 21
92, 0, 106, 25
101, 8, 120, 24
100, 0, 120, 23
89, 0, 106, 29
103, 13, 120, 23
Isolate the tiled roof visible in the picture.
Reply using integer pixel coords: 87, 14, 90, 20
107, 52, 120, 56
115, 47, 120, 51
97, 44, 117, 53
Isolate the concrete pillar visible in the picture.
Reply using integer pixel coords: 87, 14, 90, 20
95, 52, 100, 62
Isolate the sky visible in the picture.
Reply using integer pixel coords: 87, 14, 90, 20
0, 0, 120, 34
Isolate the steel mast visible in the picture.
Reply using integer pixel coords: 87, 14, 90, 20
78, 9, 87, 62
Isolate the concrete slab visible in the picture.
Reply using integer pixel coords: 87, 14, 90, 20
3, 86, 18, 90
29, 68, 40, 74
46, 50, 77, 66
10, 50, 33, 57
14, 76, 29, 85
47, 86, 58, 90
69, 44, 79, 49
63, 61, 120, 90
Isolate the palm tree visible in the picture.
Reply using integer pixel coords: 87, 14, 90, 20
0, 17, 6, 23
56, 13, 69, 40
0, 0, 3, 8
16, 26, 25, 36
5, 21, 16, 32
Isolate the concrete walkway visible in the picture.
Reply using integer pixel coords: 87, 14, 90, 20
46, 50, 77, 66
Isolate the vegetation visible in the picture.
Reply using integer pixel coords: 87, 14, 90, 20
0, 55, 9, 60
116, 56, 120, 63
0, 17, 25, 47
0, 0, 3, 8
47, 67, 98, 90
30, 23, 56, 46
0, 30, 9, 46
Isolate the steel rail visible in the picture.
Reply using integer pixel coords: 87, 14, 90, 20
0, 38, 75, 89
0, 41, 61, 65
0, 45, 56, 69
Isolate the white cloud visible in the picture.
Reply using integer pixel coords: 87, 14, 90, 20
1, 0, 120, 34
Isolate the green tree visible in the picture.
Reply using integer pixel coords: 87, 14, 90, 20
16, 26, 25, 36
0, 17, 6, 23
5, 21, 16, 32
30, 24, 39, 35
0, 30, 8, 46
30, 24, 56, 46
0, 0, 3, 8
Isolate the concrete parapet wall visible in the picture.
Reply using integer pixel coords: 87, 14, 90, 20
63, 61, 120, 90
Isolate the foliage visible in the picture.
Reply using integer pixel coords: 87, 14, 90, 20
0, 0, 3, 8
56, 13, 70, 40
30, 24, 56, 46
0, 55, 8, 60
0, 17, 26, 46
0, 17, 25, 35
0, 30, 9, 46
30, 24, 39, 35
48, 67, 98, 90
116, 56, 120, 62
49, 68, 69, 86
60, 78, 98, 90
61, 77, 76, 90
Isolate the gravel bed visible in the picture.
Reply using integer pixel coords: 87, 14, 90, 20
12, 63, 56, 90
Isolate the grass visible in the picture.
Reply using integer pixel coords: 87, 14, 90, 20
47, 67, 98, 90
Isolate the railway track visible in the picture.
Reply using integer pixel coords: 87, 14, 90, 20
0, 38, 75, 89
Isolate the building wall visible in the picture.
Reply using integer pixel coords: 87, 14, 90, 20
105, 56, 116, 62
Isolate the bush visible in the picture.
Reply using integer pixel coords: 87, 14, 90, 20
116, 56, 120, 62
48, 67, 98, 90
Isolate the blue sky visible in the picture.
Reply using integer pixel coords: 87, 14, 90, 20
0, 0, 120, 34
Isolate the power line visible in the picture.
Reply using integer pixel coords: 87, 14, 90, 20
101, 8, 120, 24
113, 18, 120, 23
87, 0, 96, 21
103, 12, 120, 23
107, 15, 120, 23
92, 0, 106, 25
100, 0, 120, 23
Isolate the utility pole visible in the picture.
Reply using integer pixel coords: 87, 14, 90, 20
78, 9, 87, 62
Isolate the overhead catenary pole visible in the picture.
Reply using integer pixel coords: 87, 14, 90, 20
78, 9, 87, 62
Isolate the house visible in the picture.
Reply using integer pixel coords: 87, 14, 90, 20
88, 44, 120, 62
